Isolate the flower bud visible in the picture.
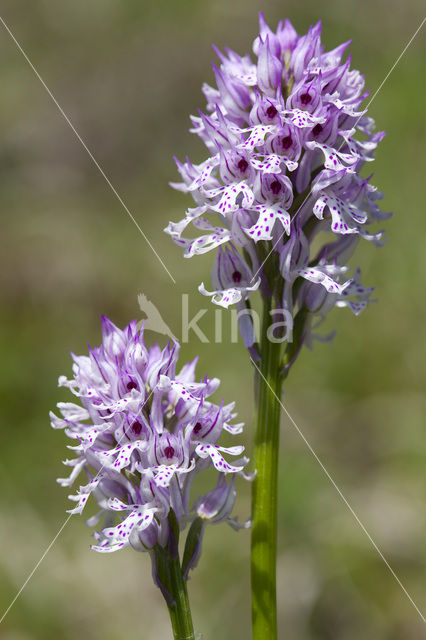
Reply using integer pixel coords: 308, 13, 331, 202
257, 35, 283, 96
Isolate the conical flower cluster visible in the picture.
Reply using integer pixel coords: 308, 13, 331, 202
166, 14, 391, 344
51, 317, 248, 554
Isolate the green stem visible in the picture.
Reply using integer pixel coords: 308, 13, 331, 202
251, 301, 283, 640
166, 554, 195, 640
153, 512, 195, 640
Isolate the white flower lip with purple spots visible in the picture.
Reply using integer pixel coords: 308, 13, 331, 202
199, 243, 261, 308
165, 11, 391, 354
51, 317, 249, 554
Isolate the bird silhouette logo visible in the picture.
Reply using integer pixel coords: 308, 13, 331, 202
137, 293, 177, 342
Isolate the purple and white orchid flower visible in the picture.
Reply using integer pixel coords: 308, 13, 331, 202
165, 13, 391, 353
51, 317, 249, 556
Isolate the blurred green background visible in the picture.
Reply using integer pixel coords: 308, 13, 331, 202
0, 1, 425, 638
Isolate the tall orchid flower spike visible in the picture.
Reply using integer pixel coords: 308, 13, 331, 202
51, 317, 249, 640
166, 13, 391, 640
165, 14, 391, 358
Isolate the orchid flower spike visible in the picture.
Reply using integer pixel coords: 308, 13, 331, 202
165, 12, 391, 360
51, 317, 250, 577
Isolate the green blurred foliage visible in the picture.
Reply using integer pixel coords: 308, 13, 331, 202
0, 1, 425, 638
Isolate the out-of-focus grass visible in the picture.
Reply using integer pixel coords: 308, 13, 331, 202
0, 1, 425, 638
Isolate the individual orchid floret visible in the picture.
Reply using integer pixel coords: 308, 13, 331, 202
199, 243, 260, 308
51, 317, 249, 562
297, 267, 375, 349
166, 11, 390, 363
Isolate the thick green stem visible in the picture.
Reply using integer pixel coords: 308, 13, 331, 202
251, 302, 283, 640
166, 555, 195, 640
153, 512, 195, 640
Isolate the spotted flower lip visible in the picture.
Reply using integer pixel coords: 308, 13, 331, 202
166, 11, 391, 352
199, 243, 260, 308
51, 317, 249, 554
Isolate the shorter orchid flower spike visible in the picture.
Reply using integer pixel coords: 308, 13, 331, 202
51, 317, 250, 564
